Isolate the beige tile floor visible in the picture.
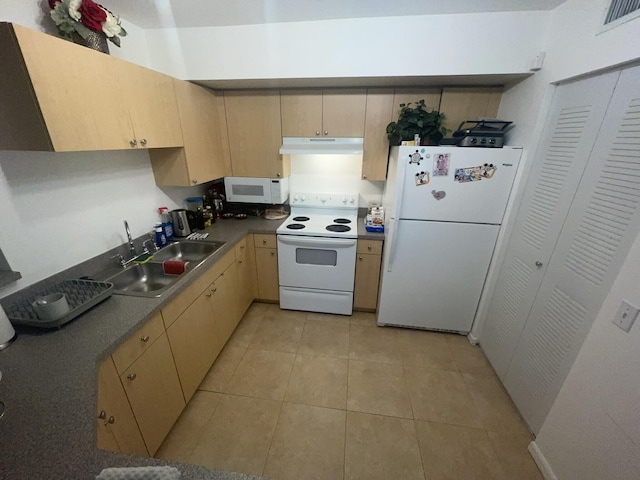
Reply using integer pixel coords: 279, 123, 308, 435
157, 302, 543, 480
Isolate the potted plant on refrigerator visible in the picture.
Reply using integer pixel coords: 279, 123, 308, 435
386, 99, 449, 146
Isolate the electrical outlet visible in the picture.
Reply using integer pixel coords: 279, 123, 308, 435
612, 300, 639, 332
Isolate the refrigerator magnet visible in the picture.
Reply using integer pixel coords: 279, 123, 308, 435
454, 164, 498, 183
408, 150, 423, 165
433, 153, 450, 176
415, 171, 430, 186
431, 190, 446, 200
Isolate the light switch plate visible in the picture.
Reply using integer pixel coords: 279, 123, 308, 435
612, 300, 639, 332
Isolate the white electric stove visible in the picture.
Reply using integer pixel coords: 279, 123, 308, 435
277, 192, 359, 315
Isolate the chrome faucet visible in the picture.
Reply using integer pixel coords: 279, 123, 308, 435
124, 220, 136, 256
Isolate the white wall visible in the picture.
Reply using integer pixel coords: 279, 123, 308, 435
0, 150, 202, 298
489, 1, 640, 478
144, 11, 550, 81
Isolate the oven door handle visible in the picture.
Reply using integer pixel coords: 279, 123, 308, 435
277, 235, 357, 249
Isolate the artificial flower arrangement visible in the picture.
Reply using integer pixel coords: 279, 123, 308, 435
48, 0, 127, 47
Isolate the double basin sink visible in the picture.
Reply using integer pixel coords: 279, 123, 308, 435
104, 240, 225, 297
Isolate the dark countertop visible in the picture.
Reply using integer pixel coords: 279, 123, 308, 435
0, 216, 384, 479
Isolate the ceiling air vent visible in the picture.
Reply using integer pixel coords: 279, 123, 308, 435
604, 0, 640, 24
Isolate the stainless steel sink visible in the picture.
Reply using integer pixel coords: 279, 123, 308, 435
106, 263, 179, 297
151, 240, 225, 263
106, 240, 226, 297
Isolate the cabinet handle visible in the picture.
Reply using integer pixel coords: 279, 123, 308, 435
363, 175, 367, 179
211, 287, 217, 293
129, 139, 137, 147
127, 373, 136, 381
359, 256, 363, 260
98, 410, 106, 420
271, 251, 275, 256
192, 179, 198, 184
367, 245, 372, 250
315, 131, 320, 136
535, 261, 543, 268
324, 130, 329, 136
140, 335, 150, 343
140, 138, 147, 146
263, 239, 267, 244
206, 293, 212, 297
107, 416, 115, 425
276, 173, 281, 177
240, 245, 245, 250
238, 259, 243, 264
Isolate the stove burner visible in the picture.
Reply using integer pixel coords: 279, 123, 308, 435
326, 224, 351, 233
292, 216, 310, 222
287, 223, 306, 230
333, 218, 352, 224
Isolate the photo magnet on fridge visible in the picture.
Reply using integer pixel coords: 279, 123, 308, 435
454, 163, 498, 183
433, 153, 450, 176
415, 171, 430, 186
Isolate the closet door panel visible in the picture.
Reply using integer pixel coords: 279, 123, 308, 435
480, 72, 620, 379
504, 65, 640, 434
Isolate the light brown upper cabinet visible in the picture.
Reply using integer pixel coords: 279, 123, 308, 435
0, 23, 182, 152
439, 87, 502, 133
224, 90, 289, 178
281, 89, 367, 137
150, 80, 231, 186
362, 88, 395, 181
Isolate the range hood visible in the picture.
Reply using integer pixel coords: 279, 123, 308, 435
279, 137, 364, 155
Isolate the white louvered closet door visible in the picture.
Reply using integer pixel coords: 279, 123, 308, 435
504, 64, 640, 434
480, 71, 619, 380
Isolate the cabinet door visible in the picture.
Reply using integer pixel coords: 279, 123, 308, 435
255, 247, 279, 301
224, 90, 285, 177
119, 62, 184, 149
353, 253, 382, 311
120, 333, 185, 455
150, 81, 231, 186
167, 289, 220, 403
322, 89, 367, 137
362, 89, 395, 180
281, 89, 323, 137
235, 235, 257, 318
11, 24, 134, 151
439, 87, 502, 133
212, 262, 240, 346
97, 356, 148, 456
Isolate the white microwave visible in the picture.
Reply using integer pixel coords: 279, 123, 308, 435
224, 176, 289, 204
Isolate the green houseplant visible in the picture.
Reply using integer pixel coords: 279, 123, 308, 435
386, 99, 449, 146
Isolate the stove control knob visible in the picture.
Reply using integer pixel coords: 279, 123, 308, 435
293, 194, 299, 202
301, 195, 306, 202
349, 196, 356, 204
320, 196, 327, 203
342, 196, 348, 204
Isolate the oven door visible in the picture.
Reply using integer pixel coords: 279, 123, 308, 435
277, 235, 357, 291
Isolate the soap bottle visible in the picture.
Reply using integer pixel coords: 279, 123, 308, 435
154, 223, 167, 248
158, 207, 174, 242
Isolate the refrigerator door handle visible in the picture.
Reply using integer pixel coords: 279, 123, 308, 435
386, 219, 400, 272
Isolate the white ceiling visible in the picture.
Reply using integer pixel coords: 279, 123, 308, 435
102, 0, 567, 29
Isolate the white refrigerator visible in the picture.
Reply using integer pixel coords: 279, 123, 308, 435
377, 146, 522, 333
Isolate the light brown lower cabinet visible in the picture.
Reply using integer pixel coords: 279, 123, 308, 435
120, 333, 185, 456
254, 234, 279, 302
235, 235, 257, 318
353, 240, 384, 311
96, 356, 148, 457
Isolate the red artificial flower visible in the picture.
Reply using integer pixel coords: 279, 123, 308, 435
48, 0, 61, 9
79, 0, 107, 32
